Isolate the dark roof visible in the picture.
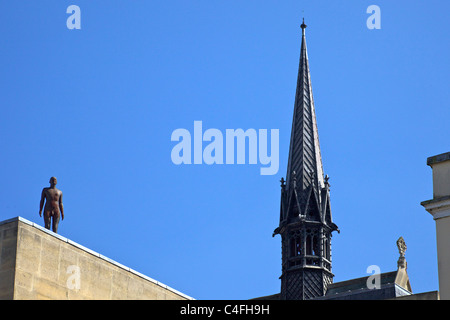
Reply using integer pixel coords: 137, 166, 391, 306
326, 271, 397, 296
250, 293, 280, 300
315, 270, 412, 300
249, 268, 435, 300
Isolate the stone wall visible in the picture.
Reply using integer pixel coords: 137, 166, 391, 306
0, 217, 192, 300
0, 219, 17, 299
422, 152, 450, 300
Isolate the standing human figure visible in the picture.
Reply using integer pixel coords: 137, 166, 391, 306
39, 177, 64, 233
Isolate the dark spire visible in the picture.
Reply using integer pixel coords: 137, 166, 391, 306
274, 19, 339, 300
285, 19, 324, 195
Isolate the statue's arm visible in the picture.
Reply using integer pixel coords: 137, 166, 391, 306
39, 189, 45, 217
59, 192, 64, 220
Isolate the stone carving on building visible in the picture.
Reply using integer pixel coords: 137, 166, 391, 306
396, 236, 407, 270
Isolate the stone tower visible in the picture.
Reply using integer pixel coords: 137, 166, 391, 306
273, 20, 339, 300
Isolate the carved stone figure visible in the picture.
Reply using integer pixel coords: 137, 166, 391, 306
397, 237, 407, 256
39, 177, 64, 233
396, 237, 407, 269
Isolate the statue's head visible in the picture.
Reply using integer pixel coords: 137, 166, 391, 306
49, 177, 57, 186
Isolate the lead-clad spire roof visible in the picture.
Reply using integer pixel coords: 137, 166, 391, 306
285, 20, 325, 194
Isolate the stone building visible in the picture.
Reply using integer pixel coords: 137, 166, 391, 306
0, 216, 192, 300
422, 152, 450, 300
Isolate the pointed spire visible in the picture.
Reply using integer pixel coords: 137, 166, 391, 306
285, 19, 325, 194
275, 20, 339, 300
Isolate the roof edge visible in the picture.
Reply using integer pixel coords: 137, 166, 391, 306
427, 152, 450, 166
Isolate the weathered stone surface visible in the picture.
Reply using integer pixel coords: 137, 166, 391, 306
0, 221, 17, 300
0, 217, 193, 300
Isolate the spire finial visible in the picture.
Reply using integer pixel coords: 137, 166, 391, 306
301, 18, 307, 30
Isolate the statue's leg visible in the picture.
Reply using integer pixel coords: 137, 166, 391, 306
44, 211, 51, 230
52, 213, 60, 233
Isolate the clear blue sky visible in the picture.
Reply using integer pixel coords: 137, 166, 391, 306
0, 1, 448, 299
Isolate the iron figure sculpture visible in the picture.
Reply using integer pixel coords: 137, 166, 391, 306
39, 177, 64, 233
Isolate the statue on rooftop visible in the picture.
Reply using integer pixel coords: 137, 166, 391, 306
39, 177, 64, 233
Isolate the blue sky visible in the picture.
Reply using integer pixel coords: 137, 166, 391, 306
0, 1, 448, 299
